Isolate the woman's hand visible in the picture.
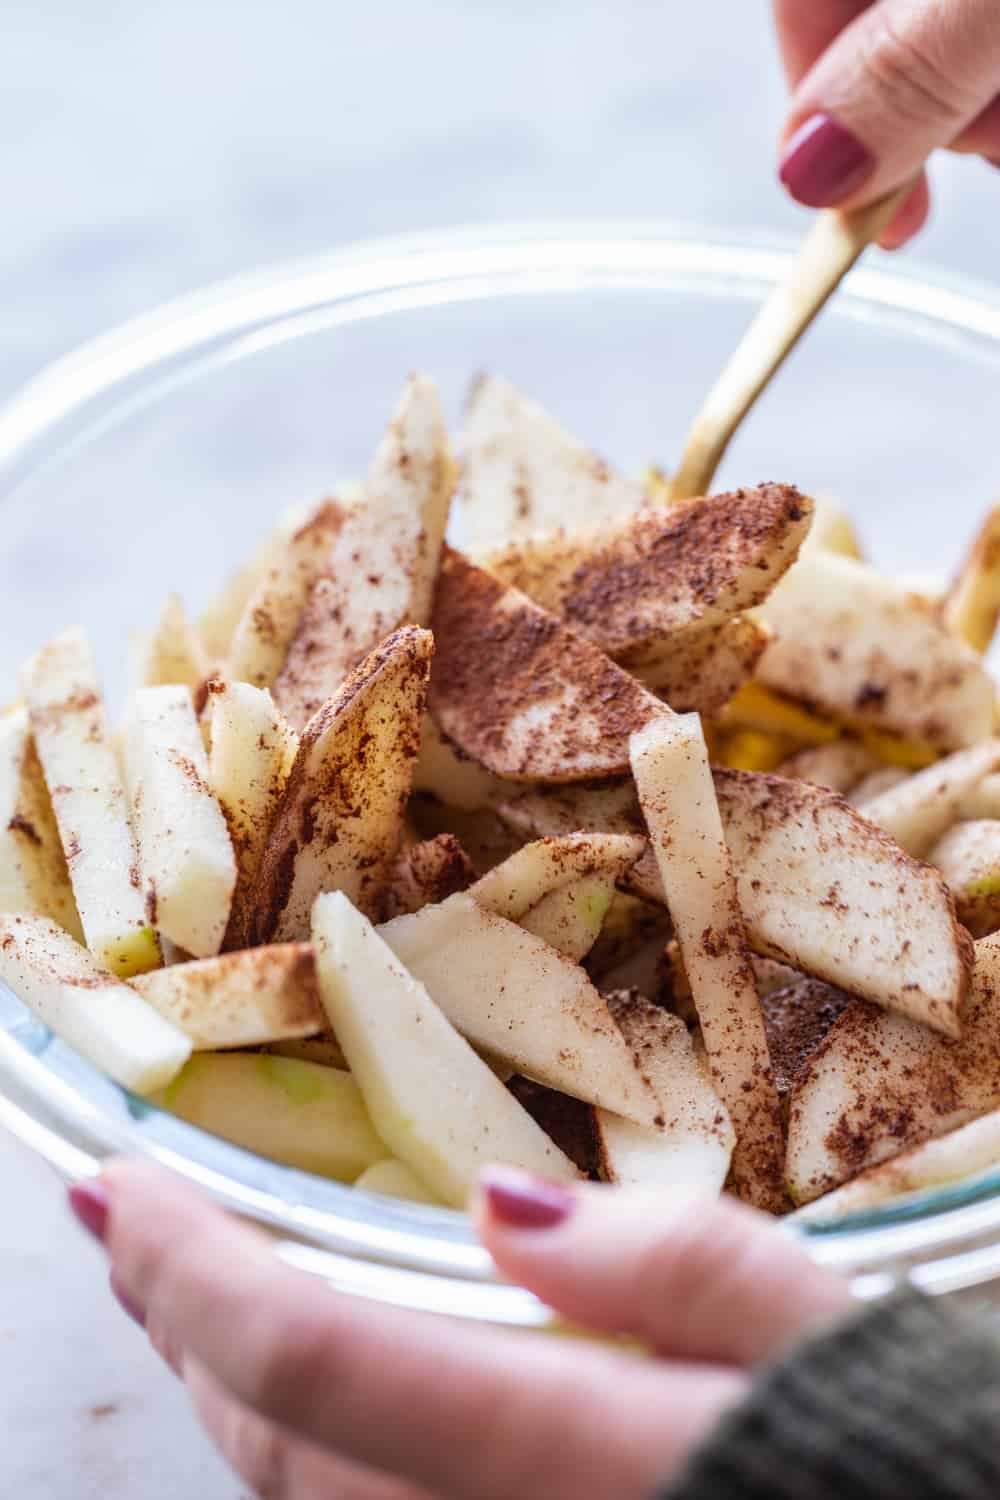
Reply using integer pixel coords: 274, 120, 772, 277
71, 1162, 851, 1500
773, 0, 1000, 246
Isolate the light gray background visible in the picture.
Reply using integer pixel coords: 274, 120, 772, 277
2, 3, 998, 1495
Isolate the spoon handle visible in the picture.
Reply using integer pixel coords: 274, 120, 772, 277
668, 184, 914, 503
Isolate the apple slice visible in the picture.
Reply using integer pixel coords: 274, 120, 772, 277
759, 978, 854, 1099
857, 741, 1000, 856
134, 594, 207, 690
961, 774, 1000, 821
131, 943, 323, 1049
453, 374, 646, 553
792, 1106, 1000, 1222
846, 766, 909, 804
227, 499, 346, 690
22, 627, 159, 978
756, 549, 994, 751
776, 741, 878, 794
265, 1034, 348, 1070
249, 626, 432, 943
595, 990, 735, 1194
384, 833, 474, 918
354, 1158, 442, 1205
630, 713, 785, 1211
942, 502, 1000, 653
482, 483, 811, 660
154, 1052, 387, 1182
0, 914, 189, 1093
206, 679, 299, 948
124, 686, 237, 959
468, 833, 645, 920
379, 892, 661, 1125
929, 820, 1000, 938
800, 496, 863, 559
0, 707, 82, 939
429, 548, 660, 781
313, 891, 578, 1206
632, 617, 770, 716
520, 875, 615, 962
274, 376, 454, 729
412, 717, 511, 812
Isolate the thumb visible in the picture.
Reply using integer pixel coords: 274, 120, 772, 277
778, 0, 1000, 209
475, 1170, 851, 1367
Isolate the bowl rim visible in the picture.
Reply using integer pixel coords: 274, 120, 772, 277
4, 217, 1000, 1315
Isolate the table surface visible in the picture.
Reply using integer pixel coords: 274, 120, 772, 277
3, 3, 999, 1494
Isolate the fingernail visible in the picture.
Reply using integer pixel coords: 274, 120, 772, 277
480, 1167, 574, 1229
68, 1180, 110, 1245
110, 1271, 145, 1328
989, 158, 1000, 171
779, 113, 876, 208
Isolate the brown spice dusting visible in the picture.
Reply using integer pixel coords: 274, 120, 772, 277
761, 979, 854, 1097
7, 813, 41, 847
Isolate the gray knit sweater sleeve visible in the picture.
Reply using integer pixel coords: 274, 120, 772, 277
662, 1287, 1000, 1499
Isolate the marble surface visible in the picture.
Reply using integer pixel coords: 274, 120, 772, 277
3, 3, 999, 1495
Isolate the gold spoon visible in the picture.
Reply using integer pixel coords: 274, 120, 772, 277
668, 184, 913, 502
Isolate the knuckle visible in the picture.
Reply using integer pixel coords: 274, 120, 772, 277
632, 1202, 761, 1351
863, 11, 967, 127
245, 1311, 338, 1425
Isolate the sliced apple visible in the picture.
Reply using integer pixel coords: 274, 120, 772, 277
942, 502, 1000, 654
354, 1158, 442, 1205
429, 548, 660, 781
131, 942, 323, 1049
265, 1033, 348, 1070
249, 626, 432, 943
962, 774, 1000, 821
379, 891, 661, 1125
22, 626, 158, 978
409, 794, 526, 878
0, 914, 189, 1093
632, 617, 770, 716
756, 549, 994, 751
124, 686, 237, 959
412, 716, 512, 812
759, 978, 854, 1099
595, 990, 735, 1193
453, 374, 645, 553
273, 376, 454, 729
846, 765, 909, 805
800, 496, 863, 559
929, 820, 1000, 938
630, 713, 785, 1211
857, 741, 1000, 856
134, 594, 207, 690
520, 875, 614, 962
483, 483, 811, 661
154, 1052, 387, 1182
777, 741, 879, 794
206, 679, 299, 948
227, 499, 345, 690
313, 891, 577, 1206
786, 934, 1000, 1202
468, 833, 645, 921
0, 707, 82, 938
384, 833, 475, 918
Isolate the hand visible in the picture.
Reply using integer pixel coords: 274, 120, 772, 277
773, 0, 1000, 247
72, 1163, 851, 1500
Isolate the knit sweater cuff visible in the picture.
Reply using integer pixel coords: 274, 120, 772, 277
662, 1286, 1000, 1500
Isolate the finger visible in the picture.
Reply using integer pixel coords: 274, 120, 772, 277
772, 0, 874, 89
951, 93, 1000, 158
184, 1357, 439, 1500
100, 1161, 746, 1500
876, 170, 931, 248
476, 1172, 851, 1368
778, 0, 1000, 208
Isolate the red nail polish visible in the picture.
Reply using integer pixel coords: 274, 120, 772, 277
109, 1271, 146, 1328
481, 1168, 574, 1229
69, 1180, 110, 1245
779, 113, 876, 208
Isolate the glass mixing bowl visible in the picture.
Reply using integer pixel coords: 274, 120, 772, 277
3, 221, 1000, 1321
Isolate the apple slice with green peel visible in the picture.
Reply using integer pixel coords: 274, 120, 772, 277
313, 891, 578, 1206
929, 820, 1000, 938
0, 707, 82, 939
131, 943, 323, 1049
0, 914, 189, 1094
22, 626, 159, 978
227, 499, 346, 690
630, 713, 785, 1212
482, 483, 811, 661
520, 875, 615, 962
384, 834, 474, 918
857, 741, 1000, 856
248, 626, 432, 944
412, 716, 512, 812
354, 1158, 442, 1205
379, 891, 661, 1125
274, 375, 455, 730
206, 679, 299, 949
632, 617, 770, 716
786, 932, 1000, 1203
942, 502, 1000, 654
453, 374, 646, 554
756, 548, 995, 751
468, 833, 645, 921
154, 1052, 387, 1182
776, 741, 878, 793
595, 991, 735, 1194
124, 686, 237, 959
429, 548, 661, 782
792, 1106, 1000, 1222
133, 594, 207, 691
